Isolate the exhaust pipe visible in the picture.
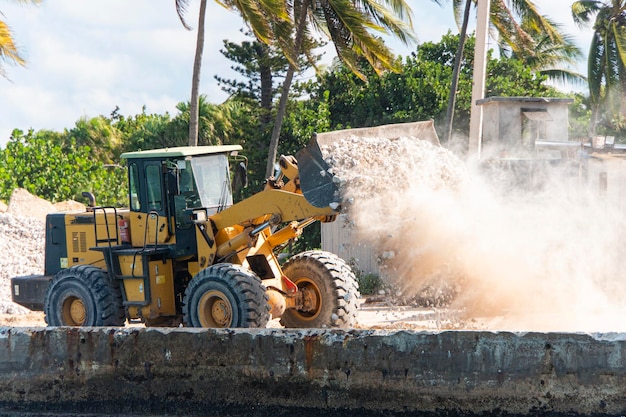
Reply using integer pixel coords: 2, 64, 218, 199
82, 192, 96, 211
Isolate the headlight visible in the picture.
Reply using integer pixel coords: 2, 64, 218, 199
192, 209, 208, 223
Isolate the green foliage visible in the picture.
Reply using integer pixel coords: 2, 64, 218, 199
113, 106, 175, 152
566, 93, 593, 140
0, 129, 126, 205
571, 0, 626, 137
281, 90, 332, 152
358, 273, 382, 295
307, 32, 564, 140
215, 32, 289, 104
349, 259, 381, 295
486, 57, 555, 98
65, 116, 123, 163
173, 96, 241, 146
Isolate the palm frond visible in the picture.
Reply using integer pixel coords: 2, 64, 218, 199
452, 0, 468, 30
303, 0, 414, 79
507, 0, 563, 43
572, 0, 603, 27
540, 68, 587, 86
612, 14, 626, 67
588, 30, 605, 105
220, 0, 290, 44
175, 0, 193, 30
356, 0, 416, 45
0, 20, 25, 67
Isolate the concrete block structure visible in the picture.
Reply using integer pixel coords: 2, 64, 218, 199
477, 96, 575, 158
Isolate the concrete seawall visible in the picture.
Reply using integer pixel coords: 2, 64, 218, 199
0, 327, 625, 416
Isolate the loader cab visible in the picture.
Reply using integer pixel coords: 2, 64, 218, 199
122, 146, 242, 213
121, 146, 243, 254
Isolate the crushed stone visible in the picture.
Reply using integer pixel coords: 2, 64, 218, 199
0, 213, 45, 314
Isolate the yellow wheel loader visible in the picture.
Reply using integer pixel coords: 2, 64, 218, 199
10, 137, 359, 328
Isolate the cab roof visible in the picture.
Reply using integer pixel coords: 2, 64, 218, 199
121, 145, 243, 160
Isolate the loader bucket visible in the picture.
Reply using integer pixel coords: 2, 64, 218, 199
297, 121, 441, 209
314, 120, 440, 148
297, 134, 340, 209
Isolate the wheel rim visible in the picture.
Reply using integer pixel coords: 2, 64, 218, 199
294, 277, 322, 322
62, 296, 86, 326
198, 290, 233, 327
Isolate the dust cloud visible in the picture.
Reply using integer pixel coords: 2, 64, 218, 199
322, 136, 626, 332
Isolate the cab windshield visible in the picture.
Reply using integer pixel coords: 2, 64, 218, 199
180, 154, 233, 212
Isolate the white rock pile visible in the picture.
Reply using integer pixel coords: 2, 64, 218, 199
321, 135, 465, 200
0, 189, 85, 314
320, 135, 467, 305
0, 214, 45, 314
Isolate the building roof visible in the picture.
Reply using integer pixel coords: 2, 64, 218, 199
476, 96, 574, 106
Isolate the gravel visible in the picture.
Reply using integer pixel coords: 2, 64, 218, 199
0, 213, 45, 314
321, 135, 467, 306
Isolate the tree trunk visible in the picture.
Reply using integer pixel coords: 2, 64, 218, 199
189, 0, 207, 146
590, 104, 599, 137
444, 0, 472, 143
620, 62, 626, 124
264, 0, 310, 178
257, 44, 273, 129
265, 67, 295, 178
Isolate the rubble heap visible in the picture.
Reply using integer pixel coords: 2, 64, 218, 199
0, 189, 84, 314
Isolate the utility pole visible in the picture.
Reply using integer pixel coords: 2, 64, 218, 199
468, 0, 490, 158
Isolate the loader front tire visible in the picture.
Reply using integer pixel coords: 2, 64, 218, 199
280, 250, 359, 328
183, 263, 270, 328
44, 265, 125, 327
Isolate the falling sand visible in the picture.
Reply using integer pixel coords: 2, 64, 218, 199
322, 136, 626, 332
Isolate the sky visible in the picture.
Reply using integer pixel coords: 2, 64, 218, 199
0, 0, 592, 148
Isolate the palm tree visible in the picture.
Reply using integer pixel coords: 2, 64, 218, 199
176, 0, 207, 147
0, 0, 40, 79
509, 25, 583, 85
172, 96, 244, 146
175, 0, 289, 146
264, 0, 419, 178
486, 0, 566, 58
572, 0, 626, 131
66, 116, 123, 164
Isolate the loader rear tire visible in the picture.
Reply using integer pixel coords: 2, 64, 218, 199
183, 263, 270, 328
280, 250, 359, 329
44, 265, 125, 327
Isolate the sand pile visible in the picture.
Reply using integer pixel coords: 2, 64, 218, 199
322, 135, 626, 331
7, 188, 55, 221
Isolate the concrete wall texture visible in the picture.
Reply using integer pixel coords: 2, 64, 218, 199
1, 327, 625, 416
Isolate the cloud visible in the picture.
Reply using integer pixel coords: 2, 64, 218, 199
0, 0, 248, 147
